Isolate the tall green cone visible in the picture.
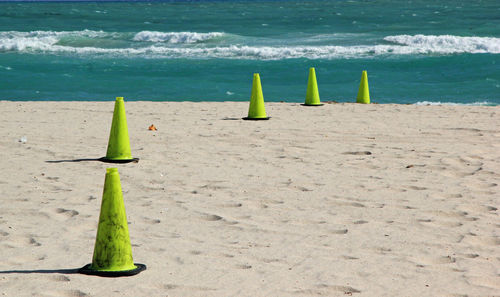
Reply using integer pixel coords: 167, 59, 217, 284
244, 73, 269, 120
304, 67, 322, 106
104, 97, 136, 162
79, 168, 146, 277
356, 71, 370, 104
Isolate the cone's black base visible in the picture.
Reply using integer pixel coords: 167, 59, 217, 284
242, 117, 271, 121
79, 263, 146, 277
98, 157, 139, 164
301, 103, 324, 106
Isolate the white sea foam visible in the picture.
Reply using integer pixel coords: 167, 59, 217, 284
384, 34, 500, 54
0, 40, 440, 59
0, 30, 110, 40
1, 31, 499, 59
414, 101, 495, 106
0, 31, 59, 52
132, 31, 225, 43
0, 30, 112, 51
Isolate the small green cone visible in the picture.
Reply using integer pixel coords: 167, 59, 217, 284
243, 73, 269, 120
356, 71, 370, 104
103, 97, 138, 163
79, 168, 146, 277
304, 67, 323, 106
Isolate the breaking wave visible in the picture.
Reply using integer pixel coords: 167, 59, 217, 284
384, 34, 500, 54
1, 31, 499, 59
132, 31, 225, 43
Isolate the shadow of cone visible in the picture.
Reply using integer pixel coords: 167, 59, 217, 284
243, 73, 270, 120
79, 168, 146, 277
302, 67, 323, 106
356, 71, 370, 104
101, 97, 139, 163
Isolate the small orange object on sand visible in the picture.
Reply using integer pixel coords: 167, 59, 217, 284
148, 124, 157, 131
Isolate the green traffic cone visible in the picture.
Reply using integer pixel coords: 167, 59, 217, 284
303, 67, 323, 106
79, 168, 146, 277
102, 97, 138, 163
356, 71, 370, 104
243, 73, 270, 120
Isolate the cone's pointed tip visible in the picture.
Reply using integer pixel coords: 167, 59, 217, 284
116, 97, 124, 101
106, 168, 118, 174
308, 68, 316, 77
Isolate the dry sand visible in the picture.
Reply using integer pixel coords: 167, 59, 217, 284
0, 101, 499, 297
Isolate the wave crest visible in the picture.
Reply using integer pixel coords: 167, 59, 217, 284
132, 31, 225, 43
0, 30, 114, 51
384, 34, 500, 54
1, 31, 499, 59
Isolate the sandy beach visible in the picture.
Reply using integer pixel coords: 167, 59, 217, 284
0, 101, 498, 297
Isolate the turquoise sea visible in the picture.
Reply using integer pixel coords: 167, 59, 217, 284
0, 0, 499, 104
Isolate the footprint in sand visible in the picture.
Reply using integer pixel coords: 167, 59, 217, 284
200, 213, 223, 221
49, 275, 70, 282
141, 201, 153, 207
29, 236, 41, 247
330, 200, 366, 208
294, 285, 361, 295
417, 218, 432, 223
295, 186, 312, 192
259, 257, 281, 264
64, 290, 89, 297
426, 210, 468, 219
55, 208, 79, 218
143, 217, 161, 224
411, 255, 456, 266
371, 246, 392, 254
439, 156, 484, 177
407, 185, 428, 191
456, 204, 497, 213
463, 181, 497, 190
162, 284, 217, 292
433, 221, 463, 227
218, 202, 242, 208
463, 235, 500, 246
466, 276, 500, 290
342, 255, 359, 260
342, 151, 372, 155
330, 229, 348, 235
442, 193, 463, 199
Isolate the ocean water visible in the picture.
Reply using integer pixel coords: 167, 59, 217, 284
0, 0, 499, 104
